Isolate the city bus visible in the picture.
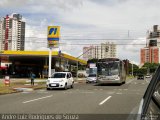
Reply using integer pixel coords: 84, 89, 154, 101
97, 58, 126, 84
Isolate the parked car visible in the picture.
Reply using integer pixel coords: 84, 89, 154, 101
137, 66, 160, 120
46, 72, 74, 90
146, 74, 151, 78
86, 74, 97, 83
137, 74, 144, 80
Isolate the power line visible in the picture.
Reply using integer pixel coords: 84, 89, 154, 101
0, 36, 146, 41
59, 43, 146, 46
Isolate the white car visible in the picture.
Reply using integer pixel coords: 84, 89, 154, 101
46, 72, 74, 90
86, 74, 97, 83
145, 74, 151, 78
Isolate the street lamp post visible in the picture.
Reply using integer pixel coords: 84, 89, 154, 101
76, 47, 94, 80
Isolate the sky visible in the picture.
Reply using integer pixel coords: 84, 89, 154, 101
1, 0, 160, 65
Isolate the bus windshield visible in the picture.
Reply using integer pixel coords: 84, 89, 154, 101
88, 74, 96, 77
98, 61, 119, 76
89, 67, 97, 75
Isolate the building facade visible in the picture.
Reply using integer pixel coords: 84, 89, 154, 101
147, 25, 160, 47
83, 42, 117, 61
83, 46, 95, 61
140, 47, 150, 65
140, 25, 160, 65
0, 13, 25, 51
149, 47, 159, 63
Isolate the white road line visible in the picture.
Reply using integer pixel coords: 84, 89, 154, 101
23, 95, 53, 104
116, 93, 122, 94
80, 92, 94, 94
126, 79, 135, 84
145, 79, 151, 83
124, 89, 128, 91
107, 92, 115, 94
99, 96, 112, 105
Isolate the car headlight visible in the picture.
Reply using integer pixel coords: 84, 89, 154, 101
60, 79, 64, 82
47, 80, 50, 83
114, 76, 120, 80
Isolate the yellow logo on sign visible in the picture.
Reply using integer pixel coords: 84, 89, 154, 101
48, 26, 60, 38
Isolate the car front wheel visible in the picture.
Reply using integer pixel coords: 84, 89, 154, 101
46, 88, 50, 90
64, 83, 68, 90
71, 83, 74, 88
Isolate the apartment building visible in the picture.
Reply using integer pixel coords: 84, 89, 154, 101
0, 13, 25, 51
140, 25, 160, 65
83, 42, 117, 61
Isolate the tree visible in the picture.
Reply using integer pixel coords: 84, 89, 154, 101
142, 62, 159, 74
87, 58, 98, 64
128, 63, 139, 76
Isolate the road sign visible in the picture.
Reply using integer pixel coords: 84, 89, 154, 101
4, 76, 10, 86
47, 26, 60, 47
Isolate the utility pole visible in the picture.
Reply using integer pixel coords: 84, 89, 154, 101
132, 62, 133, 76
76, 47, 94, 80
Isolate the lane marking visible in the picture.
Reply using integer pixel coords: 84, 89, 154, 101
116, 93, 122, 94
23, 95, 53, 104
80, 91, 94, 94
99, 96, 112, 105
106, 92, 115, 94
126, 79, 135, 84
145, 79, 150, 83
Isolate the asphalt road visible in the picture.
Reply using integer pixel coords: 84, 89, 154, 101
0, 78, 150, 120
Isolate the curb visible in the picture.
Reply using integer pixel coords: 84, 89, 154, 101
13, 88, 34, 92
75, 80, 86, 83
0, 89, 21, 95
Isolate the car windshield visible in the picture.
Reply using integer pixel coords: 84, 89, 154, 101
88, 74, 96, 77
51, 73, 66, 78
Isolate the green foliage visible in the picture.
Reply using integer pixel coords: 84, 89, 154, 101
142, 62, 159, 73
128, 63, 139, 75
78, 65, 86, 70
137, 68, 147, 75
87, 58, 98, 63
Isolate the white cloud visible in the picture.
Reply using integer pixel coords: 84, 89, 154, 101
124, 38, 146, 52
2, 0, 160, 64
0, 0, 28, 8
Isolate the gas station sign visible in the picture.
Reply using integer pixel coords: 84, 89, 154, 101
47, 26, 60, 48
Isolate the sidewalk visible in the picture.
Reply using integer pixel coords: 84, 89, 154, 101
0, 78, 46, 95
74, 77, 86, 83
0, 77, 86, 95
